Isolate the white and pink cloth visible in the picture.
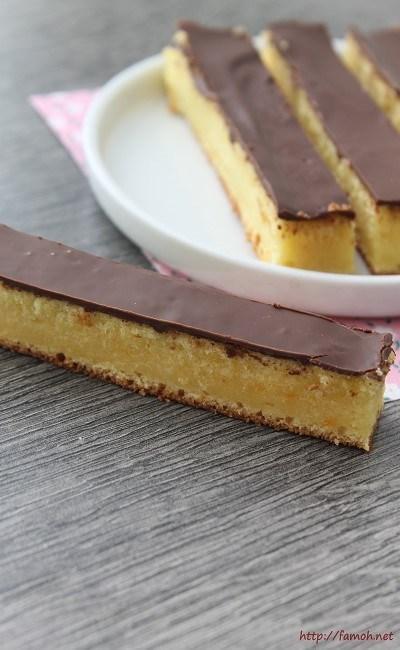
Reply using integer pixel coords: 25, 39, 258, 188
30, 89, 400, 400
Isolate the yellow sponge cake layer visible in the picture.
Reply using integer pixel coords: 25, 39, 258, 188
0, 226, 393, 450
263, 22, 400, 274
164, 23, 354, 273
343, 28, 400, 134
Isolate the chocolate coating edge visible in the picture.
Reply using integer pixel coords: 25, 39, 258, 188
0, 225, 393, 377
350, 27, 400, 94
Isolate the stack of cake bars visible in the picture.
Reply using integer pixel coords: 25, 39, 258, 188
164, 21, 400, 274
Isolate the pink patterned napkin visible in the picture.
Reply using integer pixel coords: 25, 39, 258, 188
30, 89, 400, 400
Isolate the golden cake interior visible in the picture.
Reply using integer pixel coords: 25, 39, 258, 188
262, 35, 400, 274
0, 281, 387, 450
163, 33, 355, 274
342, 32, 400, 134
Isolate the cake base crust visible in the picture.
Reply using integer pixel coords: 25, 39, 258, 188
2, 338, 378, 451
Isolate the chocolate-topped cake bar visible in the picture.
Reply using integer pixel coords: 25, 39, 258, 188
263, 22, 400, 274
0, 225, 393, 450
343, 27, 400, 134
163, 22, 355, 273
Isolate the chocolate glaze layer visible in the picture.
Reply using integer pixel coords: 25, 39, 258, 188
268, 21, 400, 206
351, 27, 400, 93
178, 22, 352, 221
0, 225, 392, 376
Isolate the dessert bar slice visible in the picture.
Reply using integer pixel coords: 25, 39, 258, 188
163, 22, 355, 273
0, 225, 393, 450
343, 27, 400, 134
263, 21, 400, 274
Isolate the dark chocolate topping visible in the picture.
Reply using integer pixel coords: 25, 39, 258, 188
178, 21, 352, 221
269, 21, 400, 205
0, 225, 392, 376
351, 27, 400, 93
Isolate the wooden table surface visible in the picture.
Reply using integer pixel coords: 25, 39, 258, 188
1, 1, 400, 648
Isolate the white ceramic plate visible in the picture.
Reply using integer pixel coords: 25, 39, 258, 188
83, 52, 400, 317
